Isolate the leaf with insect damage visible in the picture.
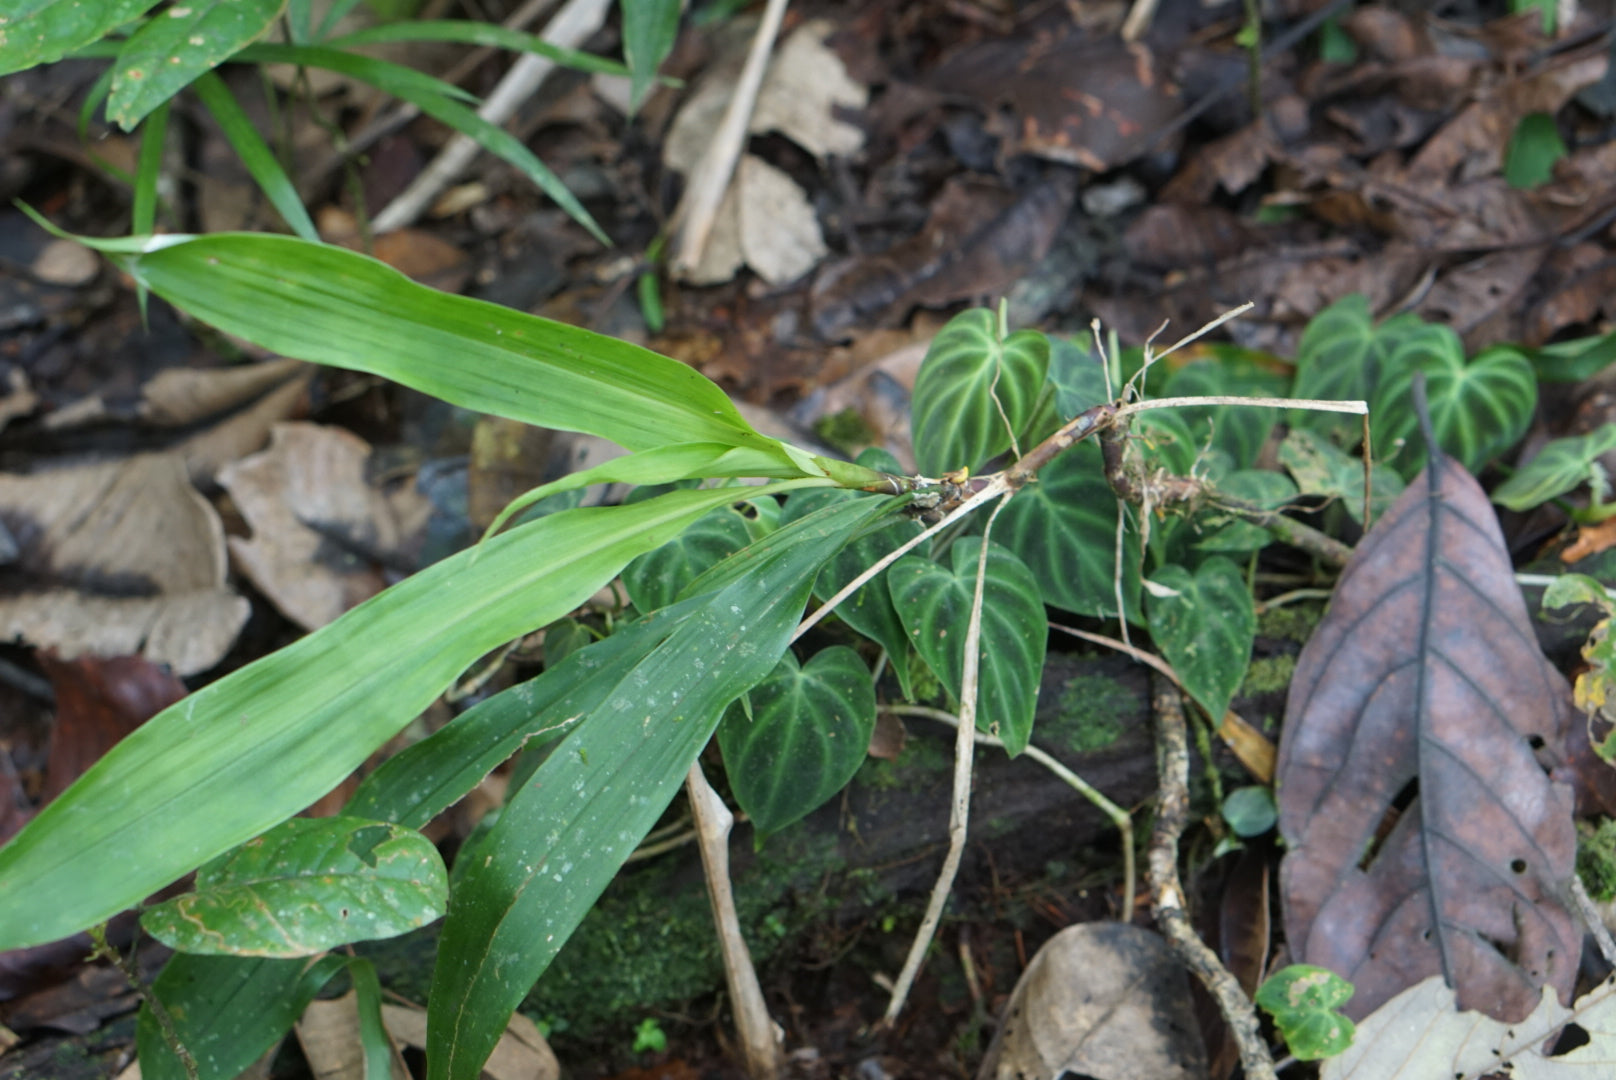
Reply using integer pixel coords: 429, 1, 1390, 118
1276, 449, 1580, 1023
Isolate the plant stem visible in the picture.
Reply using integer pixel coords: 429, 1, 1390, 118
88, 924, 198, 1080
1147, 681, 1277, 1080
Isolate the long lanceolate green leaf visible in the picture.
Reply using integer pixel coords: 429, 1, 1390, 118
0, 485, 817, 950
427, 495, 894, 1080
98, 231, 800, 461
191, 72, 320, 241
328, 21, 630, 77
107, 0, 283, 129
0, 1, 159, 75
621, 0, 682, 112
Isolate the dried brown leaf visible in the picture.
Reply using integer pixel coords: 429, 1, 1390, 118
1278, 450, 1580, 1022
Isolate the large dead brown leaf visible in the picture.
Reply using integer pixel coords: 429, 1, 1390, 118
0, 454, 248, 675
1277, 450, 1580, 1023
975, 922, 1208, 1080
37, 654, 185, 804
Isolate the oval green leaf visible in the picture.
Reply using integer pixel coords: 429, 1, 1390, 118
718, 645, 876, 836
0, 1, 161, 76
1492, 424, 1616, 512
889, 538, 1046, 755
1255, 965, 1357, 1061
912, 308, 1050, 476
1145, 556, 1255, 720
108, 0, 282, 129
141, 817, 446, 958
1278, 428, 1404, 525
623, 504, 752, 612
993, 441, 1141, 622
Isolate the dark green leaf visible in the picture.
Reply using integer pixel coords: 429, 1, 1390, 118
1492, 425, 1616, 511
1255, 965, 1357, 1061
426, 495, 891, 1080
1526, 332, 1616, 383
0, 1, 160, 76
1145, 556, 1254, 719
781, 488, 923, 698
623, 504, 752, 611
1222, 786, 1278, 837
132, 100, 167, 235
994, 441, 1141, 622
1195, 469, 1299, 554
718, 645, 876, 835
620, 0, 681, 112
1372, 335, 1537, 477
349, 957, 394, 1080
889, 538, 1046, 755
140, 817, 446, 957
1290, 294, 1377, 441
1162, 348, 1290, 469
1133, 407, 1199, 476
912, 308, 1050, 475
107, 0, 282, 129
137, 954, 347, 1080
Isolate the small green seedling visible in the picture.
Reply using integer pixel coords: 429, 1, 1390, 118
632, 1017, 668, 1054
1256, 964, 1356, 1061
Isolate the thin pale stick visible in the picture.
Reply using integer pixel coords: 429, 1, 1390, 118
884, 704, 1135, 919
1568, 874, 1616, 968
882, 494, 1010, 1024
792, 476, 1010, 643
1091, 318, 1116, 402
686, 762, 782, 1079
1152, 302, 1256, 365
668, 0, 790, 275
1114, 502, 1132, 648
1117, 395, 1367, 417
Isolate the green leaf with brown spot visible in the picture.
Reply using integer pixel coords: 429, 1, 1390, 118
140, 817, 447, 958
108, 0, 283, 129
0, 1, 160, 77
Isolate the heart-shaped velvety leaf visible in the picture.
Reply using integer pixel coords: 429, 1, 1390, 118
1290, 295, 1436, 445
1276, 450, 1579, 1023
140, 817, 447, 958
1164, 348, 1291, 469
1145, 556, 1254, 720
1047, 335, 1112, 421
889, 538, 1045, 755
622, 504, 752, 612
1492, 424, 1616, 512
781, 489, 923, 698
995, 441, 1140, 623
1372, 334, 1536, 478
1278, 428, 1404, 525
911, 308, 1049, 476
717, 646, 877, 836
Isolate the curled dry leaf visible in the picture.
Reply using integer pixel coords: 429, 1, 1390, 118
0, 454, 249, 676
1277, 449, 1580, 1022
976, 922, 1209, 1080
220, 423, 431, 632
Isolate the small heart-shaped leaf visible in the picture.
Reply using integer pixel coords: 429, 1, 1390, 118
140, 817, 447, 957
718, 646, 877, 835
912, 308, 1050, 475
1256, 965, 1357, 1061
1146, 556, 1255, 720
1278, 428, 1405, 525
1372, 334, 1536, 477
890, 538, 1046, 755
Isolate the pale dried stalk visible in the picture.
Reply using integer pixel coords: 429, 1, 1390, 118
686, 762, 783, 1079
667, 0, 790, 276
883, 704, 1136, 919
1149, 680, 1277, 1080
370, 0, 614, 233
882, 495, 1010, 1024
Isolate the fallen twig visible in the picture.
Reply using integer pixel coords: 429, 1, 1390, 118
686, 762, 783, 1079
1148, 678, 1277, 1080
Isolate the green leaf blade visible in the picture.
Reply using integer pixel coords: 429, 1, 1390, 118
0, 1, 160, 76
912, 308, 1050, 476
718, 646, 877, 835
623, 504, 752, 612
140, 817, 447, 958
191, 71, 320, 241
620, 0, 681, 111
0, 486, 794, 949
107, 0, 283, 129
890, 538, 1046, 755
1492, 425, 1616, 511
1146, 556, 1255, 720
